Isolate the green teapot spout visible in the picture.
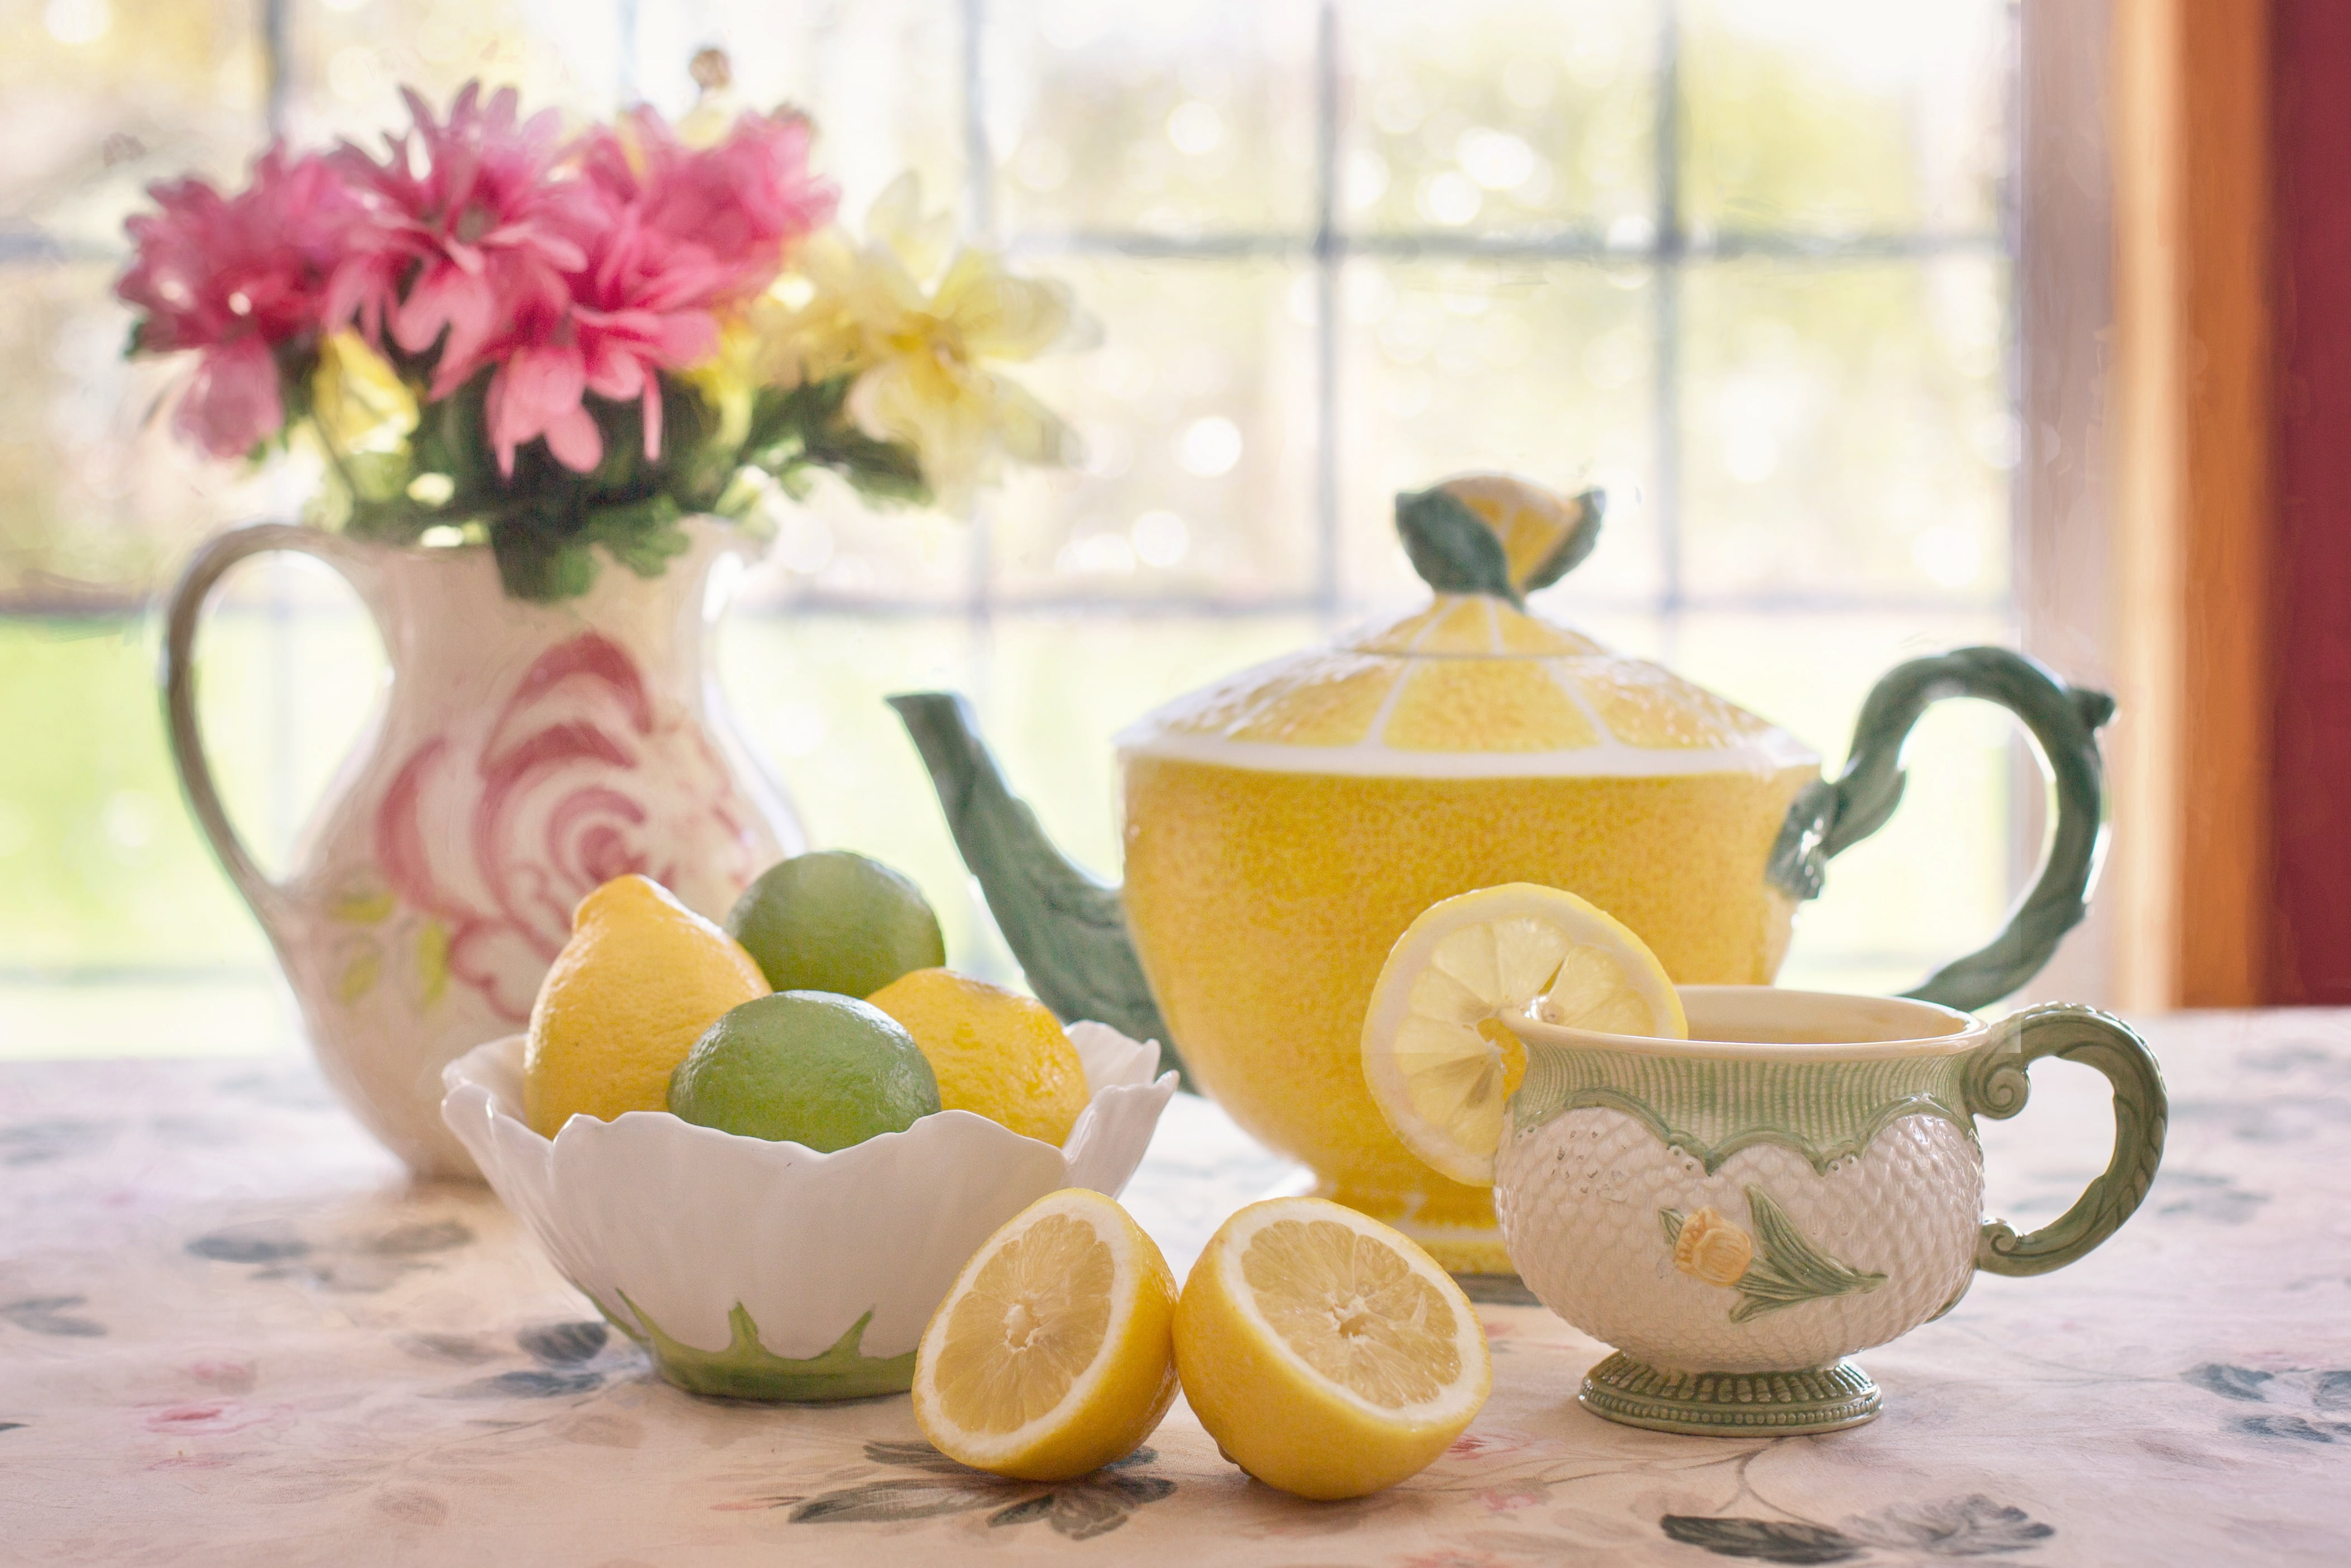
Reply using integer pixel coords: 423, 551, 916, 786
887, 692, 1184, 1084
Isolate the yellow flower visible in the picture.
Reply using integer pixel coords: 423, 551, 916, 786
684, 318, 761, 452
310, 331, 417, 457
750, 173, 1086, 509
1672, 1208, 1755, 1288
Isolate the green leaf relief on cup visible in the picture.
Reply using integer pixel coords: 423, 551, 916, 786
605, 1291, 917, 1401
1660, 1185, 1888, 1324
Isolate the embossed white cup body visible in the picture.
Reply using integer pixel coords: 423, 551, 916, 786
1497, 988, 1997, 1376
1495, 986, 2164, 1433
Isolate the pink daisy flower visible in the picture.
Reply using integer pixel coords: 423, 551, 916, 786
479, 106, 837, 477
581, 106, 838, 311
116, 148, 364, 458
330, 83, 605, 399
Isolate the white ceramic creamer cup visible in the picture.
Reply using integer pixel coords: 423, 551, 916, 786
1494, 986, 2165, 1435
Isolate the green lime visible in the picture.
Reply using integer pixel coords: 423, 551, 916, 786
668, 991, 941, 1151
726, 850, 947, 999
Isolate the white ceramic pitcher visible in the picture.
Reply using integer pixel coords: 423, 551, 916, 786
163, 517, 801, 1177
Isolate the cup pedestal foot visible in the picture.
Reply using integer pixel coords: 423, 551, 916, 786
1577, 1351, 1881, 1436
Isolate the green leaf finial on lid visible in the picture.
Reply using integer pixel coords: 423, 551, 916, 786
1394, 475, 1605, 607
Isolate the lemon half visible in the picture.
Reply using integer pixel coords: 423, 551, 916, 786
913, 1189, 1179, 1481
1173, 1196, 1491, 1500
1360, 882, 1686, 1186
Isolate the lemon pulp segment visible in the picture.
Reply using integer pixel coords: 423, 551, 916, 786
914, 1190, 1179, 1481
1242, 1216, 1463, 1408
931, 1212, 1115, 1433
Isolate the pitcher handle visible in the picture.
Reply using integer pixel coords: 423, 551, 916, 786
160, 523, 374, 930
1962, 1003, 2167, 1276
1766, 646, 2114, 1012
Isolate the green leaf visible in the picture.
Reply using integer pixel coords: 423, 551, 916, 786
1723, 1186, 1887, 1323
818, 434, 931, 508
343, 498, 438, 545
493, 525, 598, 603
1395, 487, 1519, 603
582, 495, 691, 579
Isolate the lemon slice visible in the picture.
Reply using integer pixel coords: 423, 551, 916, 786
1172, 1196, 1491, 1500
1361, 883, 1686, 1187
913, 1189, 1179, 1481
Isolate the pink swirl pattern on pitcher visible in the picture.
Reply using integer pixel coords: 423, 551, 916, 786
375, 631, 757, 1019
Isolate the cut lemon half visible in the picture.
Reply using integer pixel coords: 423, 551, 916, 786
1361, 883, 1686, 1187
913, 1189, 1179, 1481
1172, 1196, 1491, 1500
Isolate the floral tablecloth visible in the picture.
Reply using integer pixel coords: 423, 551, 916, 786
3, 1009, 2348, 1566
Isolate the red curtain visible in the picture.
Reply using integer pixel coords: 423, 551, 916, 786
2270, 0, 2351, 1002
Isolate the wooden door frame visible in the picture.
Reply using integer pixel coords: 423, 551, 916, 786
2107, 0, 2276, 1009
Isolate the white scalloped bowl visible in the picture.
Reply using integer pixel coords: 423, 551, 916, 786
441, 1023, 1178, 1402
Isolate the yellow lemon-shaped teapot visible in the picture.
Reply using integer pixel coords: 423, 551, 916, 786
894, 476, 2111, 1274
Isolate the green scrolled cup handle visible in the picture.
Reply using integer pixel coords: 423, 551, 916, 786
1766, 646, 2115, 1012
1963, 1003, 2167, 1275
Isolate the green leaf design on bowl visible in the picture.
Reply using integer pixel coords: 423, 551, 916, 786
609, 1291, 917, 1402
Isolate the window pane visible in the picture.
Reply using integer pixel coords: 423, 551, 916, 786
1678, 255, 2010, 601
1342, 0, 1658, 237
1680, 0, 2009, 238
1, 0, 263, 250
989, 256, 1318, 603
990, 0, 1319, 236
1676, 609, 2018, 998
631, 0, 964, 218
287, 0, 623, 143
0, 0, 2044, 1065
736, 474, 978, 609
1339, 259, 1661, 607
0, 264, 288, 599
0, 568, 381, 976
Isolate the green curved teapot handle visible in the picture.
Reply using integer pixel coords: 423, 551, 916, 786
1765, 646, 2114, 1012
1963, 1003, 2167, 1275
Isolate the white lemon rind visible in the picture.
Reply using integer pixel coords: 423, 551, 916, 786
912, 1189, 1148, 1468
1205, 1198, 1490, 1430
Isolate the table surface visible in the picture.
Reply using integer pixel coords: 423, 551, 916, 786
3, 1009, 2349, 1566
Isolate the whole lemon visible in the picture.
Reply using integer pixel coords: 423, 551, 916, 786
724, 851, 946, 999
668, 992, 941, 1150
523, 874, 770, 1137
865, 968, 1090, 1146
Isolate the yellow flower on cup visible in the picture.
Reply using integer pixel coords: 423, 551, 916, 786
1671, 1207, 1755, 1288
748, 174, 1087, 510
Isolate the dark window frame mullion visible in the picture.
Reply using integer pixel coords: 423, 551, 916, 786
1312, 0, 1342, 618
262, 0, 291, 137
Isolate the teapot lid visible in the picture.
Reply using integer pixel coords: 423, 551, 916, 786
1117, 475, 1816, 779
